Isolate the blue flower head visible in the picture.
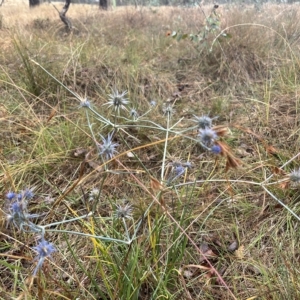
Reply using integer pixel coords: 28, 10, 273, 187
6, 191, 16, 201
174, 165, 185, 177
193, 115, 217, 129
199, 128, 218, 148
98, 132, 119, 160
5, 188, 40, 231
211, 144, 222, 154
22, 188, 34, 200
33, 239, 56, 276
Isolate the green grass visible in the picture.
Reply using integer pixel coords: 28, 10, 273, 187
1, 2, 300, 300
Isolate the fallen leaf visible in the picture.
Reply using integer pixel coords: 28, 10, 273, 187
150, 176, 164, 192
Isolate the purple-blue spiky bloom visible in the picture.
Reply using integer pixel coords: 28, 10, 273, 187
22, 188, 34, 200
5, 188, 40, 231
174, 165, 185, 177
98, 132, 119, 160
6, 191, 16, 201
33, 239, 56, 276
199, 128, 218, 148
211, 144, 222, 154
193, 115, 215, 129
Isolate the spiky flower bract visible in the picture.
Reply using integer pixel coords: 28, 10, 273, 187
199, 128, 218, 148
79, 98, 91, 109
167, 161, 192, 185
290, 169, 300, 185
193, 115, 215, 129
105, 88, 129, 112
98, 132, 119, 160
130, 108, 139, 120
5, 188, 41, 231
162, 103, 175, 116
114, 202, 133, 219
33, 239, 56, 276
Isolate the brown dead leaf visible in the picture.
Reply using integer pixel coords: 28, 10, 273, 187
272, 166, 286, 175
46, 105, 59, 123
199, 242, 218, 263
73, 147, 88, 158
150, 176, 164, 193
213, 125, 229, 137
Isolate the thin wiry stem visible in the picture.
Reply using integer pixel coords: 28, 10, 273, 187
161, 111, 171, 181
45, 229, 132, 244
261, 186, 300, 222
42, 212, 93, 228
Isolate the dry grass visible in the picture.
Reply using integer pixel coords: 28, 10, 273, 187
1, 2, 300, 300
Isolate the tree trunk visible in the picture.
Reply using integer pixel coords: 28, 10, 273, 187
59, 0, 72, 30
99, 0, 108, 10
29, 0, 40, 7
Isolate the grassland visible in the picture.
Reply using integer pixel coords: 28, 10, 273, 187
1, 2, 300, 299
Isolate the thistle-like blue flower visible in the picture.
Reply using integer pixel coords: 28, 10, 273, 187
174, 165, 185, 177
22, 188, 34, 200
105, 88, 129, 112
193, 115, 216, 129
211, 144, 222, 154
33, 239, 56, 276
6, 191, 16, 201
5, 188, 40, 231
98, 132, 119, 160
199, 128, 218, 148
167, 161, 192, 185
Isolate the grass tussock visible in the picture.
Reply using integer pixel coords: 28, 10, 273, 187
1, 2, 300, 300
